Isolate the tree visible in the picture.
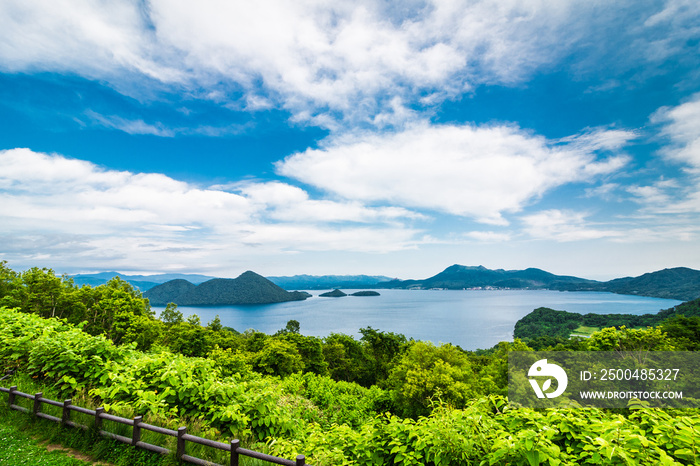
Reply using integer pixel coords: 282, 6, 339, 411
186, 314, 202, 326
251, 339, 303, 377
283, 319, 300, 334
322, 333, 369, 383
207, 344, 251, 377
587, 326, 675, 352
659, 315, 700, 350
207, 315, 223, 332
280, 333, 328, 375
165, 322, 212, 357
160, 303, 183, 325
359, 326, 408, 386
0, 261, 19, 304
84, 277, 152, 340
387, 341, 477, 417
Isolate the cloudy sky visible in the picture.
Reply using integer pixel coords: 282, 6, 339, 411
1, 0, 700, 280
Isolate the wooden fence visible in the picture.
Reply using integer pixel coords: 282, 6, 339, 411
0, 382, 307, 466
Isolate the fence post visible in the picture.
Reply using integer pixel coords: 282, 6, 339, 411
62, 399, 72, 425
33, 392, 42, 416
230, 439, 239, 466
8, 386, 17, 407
132, 416, 142, 446
177, 426, 187, 460
94, 407, 104, 431
296, 454, 306, 466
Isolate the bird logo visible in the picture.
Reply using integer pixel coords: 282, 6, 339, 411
528, 359, 568, 399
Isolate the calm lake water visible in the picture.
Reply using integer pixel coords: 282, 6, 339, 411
153, 290, 682, 350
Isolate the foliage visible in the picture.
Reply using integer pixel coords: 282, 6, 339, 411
144, 271, 309, 305
587, 326, 676, 352
514, 299, 700, 341
659, 315, 700, 350
386, 341, 477, 417
3, 261, 700, 466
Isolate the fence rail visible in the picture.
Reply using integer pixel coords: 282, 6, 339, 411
1, 383, 307, 466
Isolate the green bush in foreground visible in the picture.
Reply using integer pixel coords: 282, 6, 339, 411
2, 306, 700, 465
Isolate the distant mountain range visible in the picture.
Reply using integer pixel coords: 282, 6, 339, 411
71, 272, 215, 291
73, 265, 700, 303
378, 265, 700, 301
143, 271, 310, 306
377, 265, 595, 291
267, 274, 392, 290
550, 267, 700, 301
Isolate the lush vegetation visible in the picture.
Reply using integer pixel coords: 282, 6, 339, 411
514, 300, 700, 344
144, 271, 309, 305
2, 261, 700, 465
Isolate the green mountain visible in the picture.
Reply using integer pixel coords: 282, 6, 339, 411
379, 265, 596, 290
378, 265, 700, 301
551, 267, 700, 301
142, 279, 196, 304
144, 271, 310, 305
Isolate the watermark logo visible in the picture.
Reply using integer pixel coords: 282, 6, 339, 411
528, 359, 568, 399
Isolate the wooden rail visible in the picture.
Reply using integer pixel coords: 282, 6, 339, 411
1, 384, 307, 466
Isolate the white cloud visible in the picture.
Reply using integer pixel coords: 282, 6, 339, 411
84, 110, 252, 137
627, 179, 680, 207
0, 0, 182, 84
0, 149, 425, 270
521, 210, 623, 242
652, 93, 700, 172
463, 231, 512, 242
237, 181, 425, 224
276, 123, 631, 224
1, 1, 689, 128
85, 110, 175, 137
639, 94, 700, 216
642, 0, 700, 62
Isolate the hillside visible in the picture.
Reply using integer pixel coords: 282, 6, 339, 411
514, 298, 700, 340
144, 271, 310, 305
378, 265, 700, 301
142, 279, 196, 304
551, 267, 700, 301
379, 265, 596, 290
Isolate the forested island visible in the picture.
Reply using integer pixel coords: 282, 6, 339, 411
144, 271, 310, 305
2, 261, 700, 465
319, 289, 347, 297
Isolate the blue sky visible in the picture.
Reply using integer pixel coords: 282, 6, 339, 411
1, 0, 700, 280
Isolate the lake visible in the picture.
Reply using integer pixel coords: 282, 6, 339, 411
153, 290, 682, 350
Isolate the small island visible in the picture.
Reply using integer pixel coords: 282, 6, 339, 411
319, 289, 347, 297
350, 291, 380, 296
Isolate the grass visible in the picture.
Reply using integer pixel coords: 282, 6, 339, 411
0, 372, 279, 466
0, 418, 94, 466
569, 325, 600, 338
0, 402, 167, 466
